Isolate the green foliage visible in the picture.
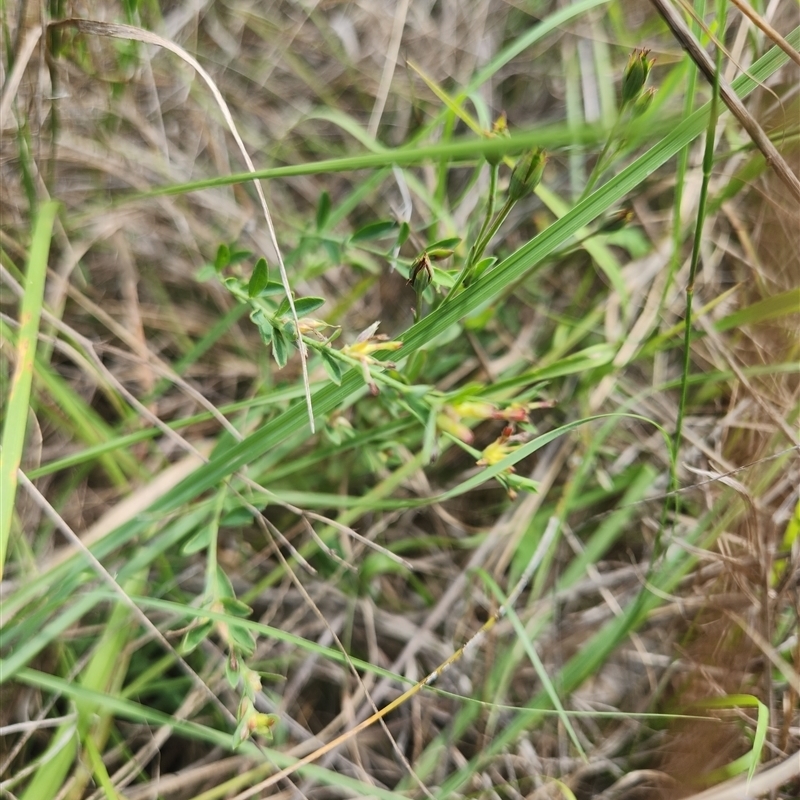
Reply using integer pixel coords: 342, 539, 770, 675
3, 4, 798, 799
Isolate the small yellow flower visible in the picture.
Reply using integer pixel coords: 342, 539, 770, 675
247, 712, 279, 740
341, 322, 403, 395
477, 437, 518, 469
343, 339, 402, 359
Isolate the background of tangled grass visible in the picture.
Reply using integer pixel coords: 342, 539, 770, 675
1, 1, 798, 798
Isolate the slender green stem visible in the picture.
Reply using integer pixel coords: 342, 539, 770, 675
472, 196, 515, 268
444, 195, 516, 304
580, 109, 628, 200
443, 164, 504, 303
206, 487, 226, 598
671, 5, 723, 517
469, 162, 499, 265
663, 0, 703, 310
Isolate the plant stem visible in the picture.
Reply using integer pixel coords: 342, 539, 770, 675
469, 162, 499, 266
580, 109, 627, 201
670, 7, 722, 531
444, 194, 515, 304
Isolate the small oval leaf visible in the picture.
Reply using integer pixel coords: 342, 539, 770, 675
250, 309, 273, 345
214, 244, 230, 271
397, 222, 411, 247
293, 296, 325, 316
229, 625, 256, 656
196, 264, 217, 283
319, 348, 343, 385
272, 327, 289, 368
257, 281, 287, 298
181, 619, 214, 654
229, 248, 252, 265
221, 507, 253, 527
248, 258, 269, 297
225, 655, 240, 689
181, 526, 212, 555
427, 236, 461, 251
220, 596, 253, 618
351, 220, 398, 243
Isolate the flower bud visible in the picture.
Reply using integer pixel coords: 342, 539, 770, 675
632, 86, 656, 118
248, 712, 279, 740
621, 48, 654, 106
436, 411, 474, 444
486, 112, 509, 166
477, 437, 516, 469
450, 400, 498, 420
508, 147, 547, 202
408, 252, 432, 293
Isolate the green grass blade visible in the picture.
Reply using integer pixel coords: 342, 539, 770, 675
112, 27, 798, 527
484, 572, 587, 760
0, 200, 59, 581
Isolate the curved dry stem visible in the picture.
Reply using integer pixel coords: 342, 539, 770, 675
48, 18, 316, 431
